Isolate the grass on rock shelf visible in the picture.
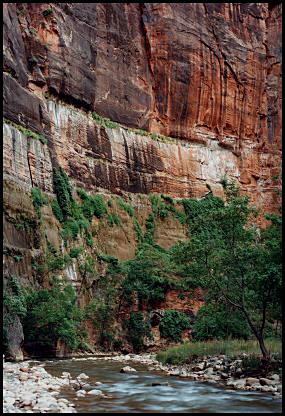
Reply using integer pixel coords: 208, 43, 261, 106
156, 339, 282, 365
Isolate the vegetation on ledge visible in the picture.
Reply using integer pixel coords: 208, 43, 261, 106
156, 339, 282, 366
4, 118, 48, 144
3, 163, 281, 359
90, 111, 188, 146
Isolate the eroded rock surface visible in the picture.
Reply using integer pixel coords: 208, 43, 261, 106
3, 3, 282, 212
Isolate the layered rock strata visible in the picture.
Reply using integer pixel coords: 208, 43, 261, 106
2, 2, 282, 358
3, 2, 282, 210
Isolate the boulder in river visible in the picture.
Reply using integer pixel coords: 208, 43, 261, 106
77, 372, 89, 380
259, 378, 275, 386
151, 382, 170, 386
120, 366, 137, 373
246, 377, 260, 386
76, 389, 86, 397
87, 389, 104, 396
270, 374, 280, 381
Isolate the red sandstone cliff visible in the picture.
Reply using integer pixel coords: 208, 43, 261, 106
3, 3, 282, 357
3, 2, 282, 213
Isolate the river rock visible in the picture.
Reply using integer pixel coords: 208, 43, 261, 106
270, 374, 280, 381
192, 362, 205, 371
259, 378, 275, 386
151, 382, 170, 386
227, 378, 246, 388
168, 369, 180, 376
19, 373, 29, 382
76, 389, 86, 397
206, 374, 221, 381
260, 385, 277, 393
33, 395, 58, 410
246, 377, 260, 386
87, 389, 103, 396
188, 373, 199, 380
205, 367, 214, 375
77, 372, 89, 380
220, 372, 229, 380
120, 366, 137, 373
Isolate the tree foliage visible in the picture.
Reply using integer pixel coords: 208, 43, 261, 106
159, 310, 191, 342
175, 182, 282, 358
122, 244, 178, 308
23, 284, 84, 350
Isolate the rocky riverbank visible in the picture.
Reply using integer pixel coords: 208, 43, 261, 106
3, 352, 282, 413
91, 352, 282, 398
3, 359, 79, 413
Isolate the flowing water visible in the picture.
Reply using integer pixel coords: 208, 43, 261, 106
41, 358, 282, 413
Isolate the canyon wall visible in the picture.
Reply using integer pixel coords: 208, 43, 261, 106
3, 3, 282, 207
3, 3, 282, 358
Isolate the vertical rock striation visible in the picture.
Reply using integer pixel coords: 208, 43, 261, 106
3, 2, 281, 213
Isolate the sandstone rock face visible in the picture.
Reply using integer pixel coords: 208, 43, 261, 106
2, 3, 282, 357
3, 2, 282, 214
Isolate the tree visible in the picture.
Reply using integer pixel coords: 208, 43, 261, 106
173, 181, 282, 360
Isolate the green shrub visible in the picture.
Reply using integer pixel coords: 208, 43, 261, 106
79, 256, 96, 276
107, 213, 121, 226
149, 193, 185, 223
125, 312, 150, 353
69, 247, 83, 259
174, 210, 187, 225
98, 254, 122, 275
77, 189, 107, 220
53, 167, 73, 218
123, 245, 176, 307
85, 232, 94, 247
31, 187, 48, 218
117, 197, 134, 217
92, 195, 108, 218
144, 213, 155, 244
81, 198, 94, 220
23, 284, 84, 350
4, 276, 27, 325
51, 199, 64, 222
91, 112, 121, 129
77, 187, 89, 200
159, 310, 191, 342
192, 303, 251, 341
47, 254, 71, 272
113, 338, 123, 351
85, 293, 115, 350
62, 220, 80, 240
161, 194, 174, 204
133, 218, 143, 243
13, 255, 23, 263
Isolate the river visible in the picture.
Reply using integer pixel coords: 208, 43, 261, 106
41, 358, 281, 413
